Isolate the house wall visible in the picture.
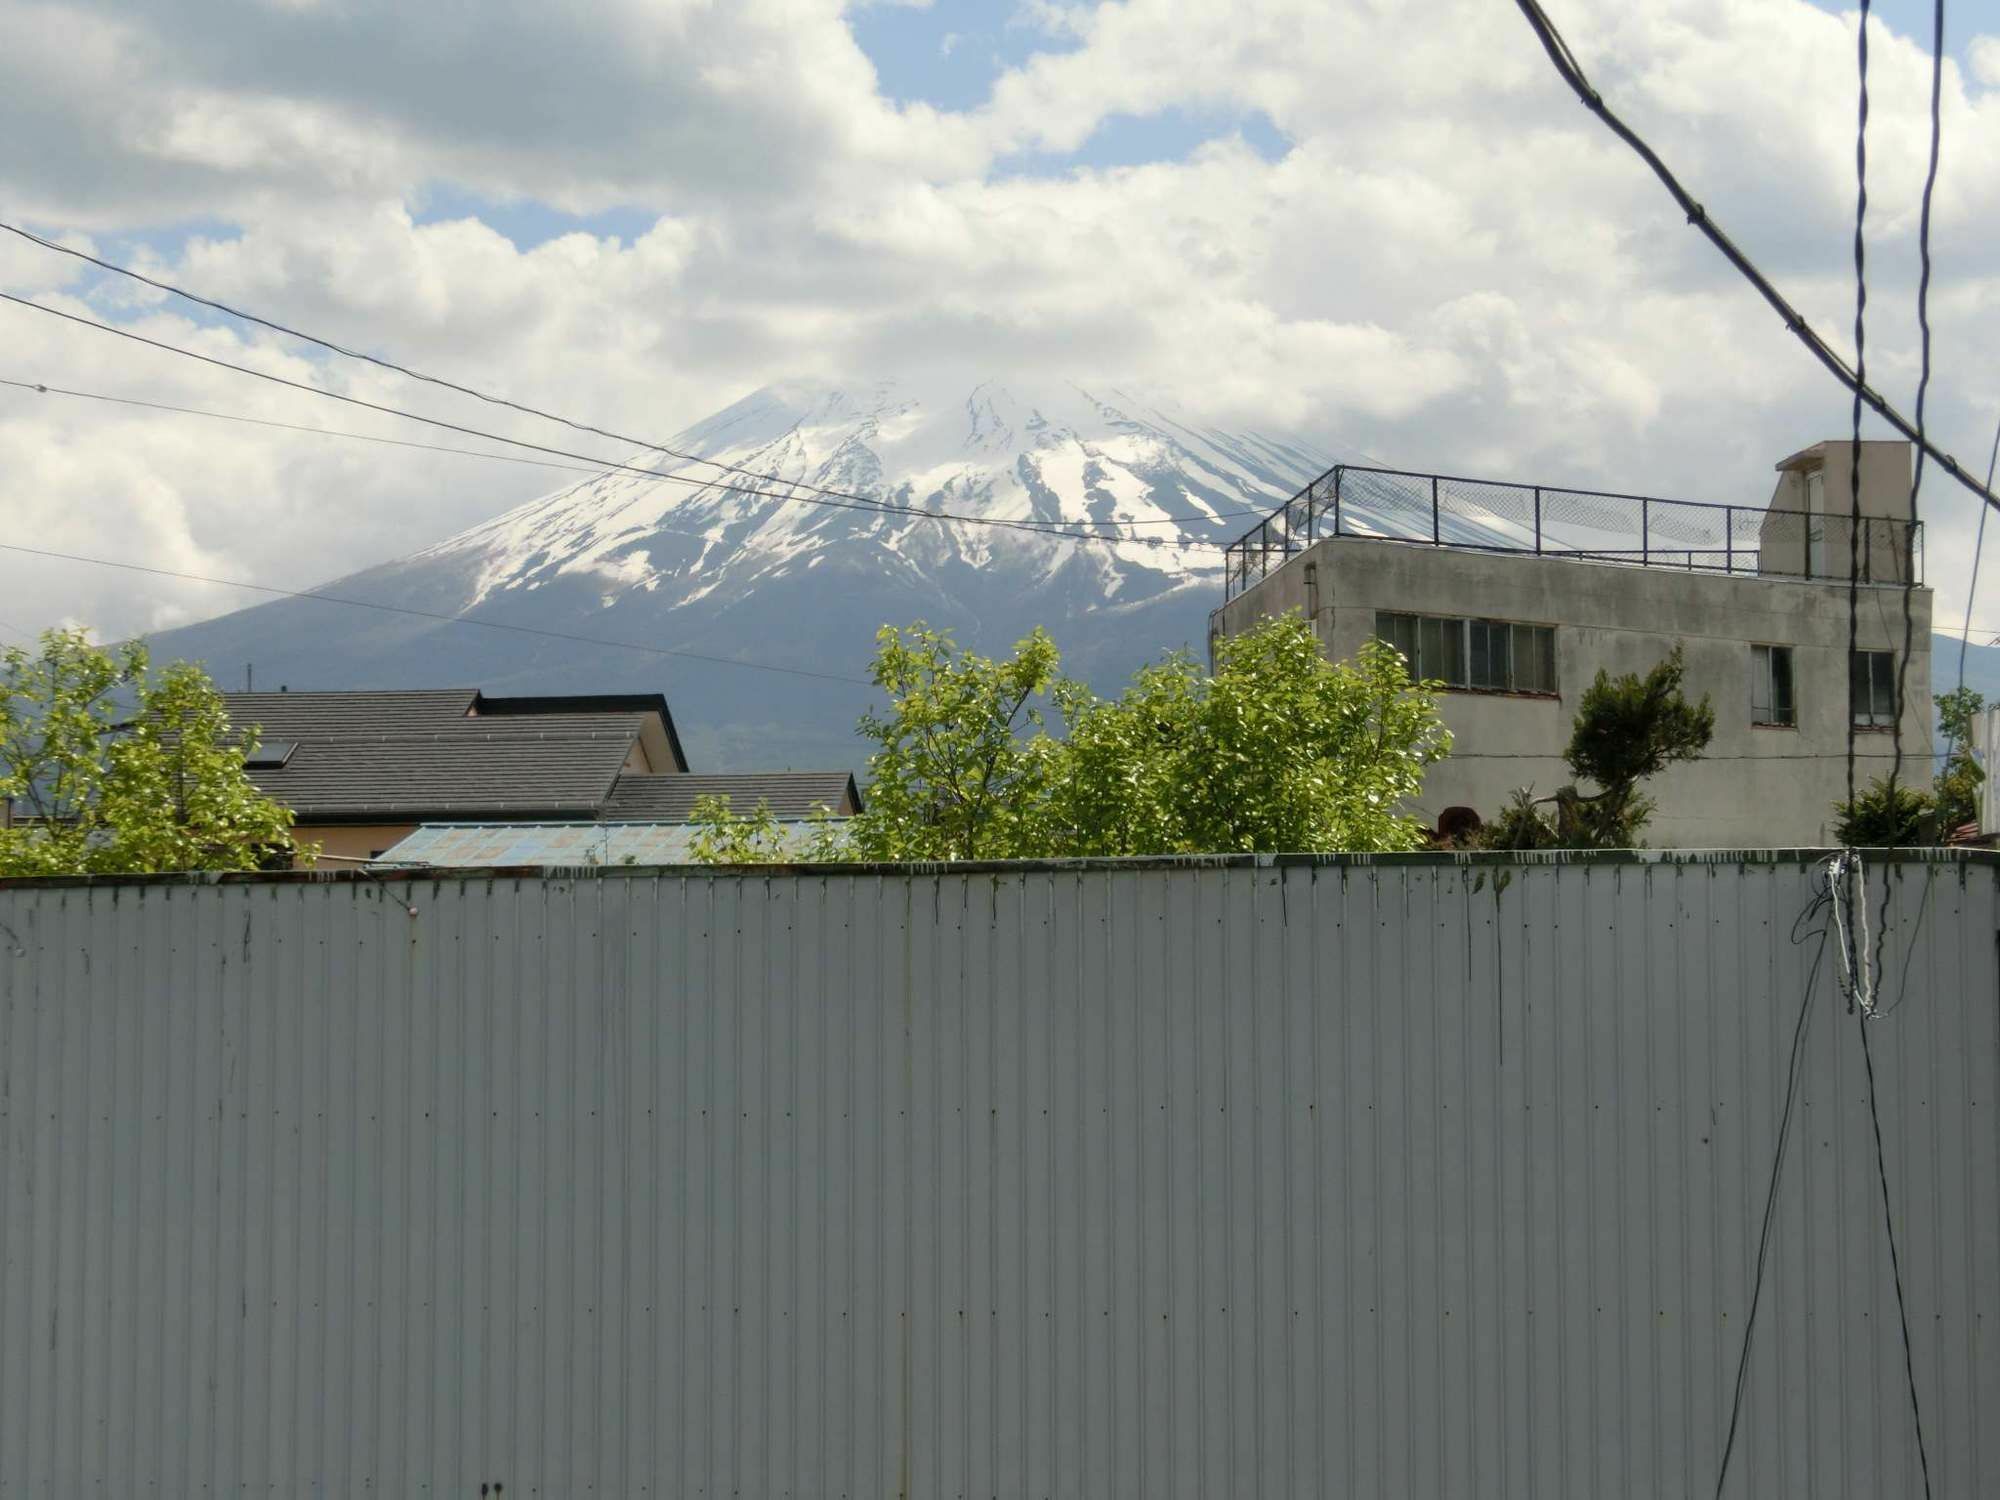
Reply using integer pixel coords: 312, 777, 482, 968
1209, 536, 1932, 846
293, 823, 420, 867
0, 855, 1992, 1495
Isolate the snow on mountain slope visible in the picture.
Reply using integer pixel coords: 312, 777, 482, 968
145, 379, 1362, 769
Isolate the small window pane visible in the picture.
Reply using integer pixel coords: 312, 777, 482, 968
1873, 652, 1896, 722
1753, 645, 1795, 726
1851, 649, 1896, 727
1469, 621, 1491, 688
1437, 618, 1464, 685
1374, 613, 1415, 670
1487, 622, 1512, 690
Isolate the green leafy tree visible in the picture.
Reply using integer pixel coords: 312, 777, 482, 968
1045, 624, 1449, 854
845, 623, 1063, 861
685, 794, 849, 863
0, 629, 303, 876
1933, 686, 1984, 834
1833, 774, 1936, 846
1480, 643, 1714, 849
692, 613, 1451, 864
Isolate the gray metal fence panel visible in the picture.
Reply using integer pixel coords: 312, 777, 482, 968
0, 855, 1995, 1496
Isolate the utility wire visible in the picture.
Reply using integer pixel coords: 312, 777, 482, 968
0, 370, 1257, 534
0, 376, 615, 476
1857, 1012, 1935, 1499
0, 222, 1263, 539
0, 539, 872, 687
0, 292, 1237, 549
1890, 0, 1945, 800
1508, 0, 2000, 523
1713, 872, 1832, 1498
1845, 0, 1871, 807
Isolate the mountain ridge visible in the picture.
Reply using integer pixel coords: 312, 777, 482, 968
146, 378, 1354, 768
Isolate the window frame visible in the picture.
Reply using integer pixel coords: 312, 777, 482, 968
1749, 644, 1796, 728
1850, 648, 1897, 729
1375, 611, 1557, 696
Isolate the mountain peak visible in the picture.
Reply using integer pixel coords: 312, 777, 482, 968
147, 376, 1351, 766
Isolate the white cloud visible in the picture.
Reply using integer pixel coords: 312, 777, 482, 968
1, 0, 1997, 645
1971, 35, 2000, 89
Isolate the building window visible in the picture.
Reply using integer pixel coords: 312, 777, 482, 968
1376, 612, 1556, 694
1750, 645, 1796, 727
1850, 649, 1897, 728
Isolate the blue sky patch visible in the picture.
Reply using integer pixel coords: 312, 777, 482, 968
1002, 105, 1290, 176
409, 185, 660, 252
848, 0, 1076, 111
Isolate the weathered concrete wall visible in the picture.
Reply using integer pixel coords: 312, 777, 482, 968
1210, 537, 1931, 846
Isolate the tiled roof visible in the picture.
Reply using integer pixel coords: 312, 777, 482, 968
604, 771, 860, 820
223, 689, 481, 735
220, 690, 641, 820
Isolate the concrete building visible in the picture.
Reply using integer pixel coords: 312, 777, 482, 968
1210, 441, 1930, 846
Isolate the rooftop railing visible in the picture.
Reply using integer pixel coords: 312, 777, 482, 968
1221, 463, 1924, 602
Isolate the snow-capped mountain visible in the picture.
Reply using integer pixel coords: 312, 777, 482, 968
146, 379, 1361, 769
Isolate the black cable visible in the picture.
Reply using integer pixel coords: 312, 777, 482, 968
0, 221, 1264, 540
0, 539, 872, 687
1856, 1013, 1935, 1498
1845, 0, 1871, 809
1865, 0, 1946, 1027
0, 375, 612, 476
1890, 0, 1945, 801
1507, 0, 2000, 522
0, 292, 1230, 551
0, 372, 1251, 538
1714, 872, 1833, 1497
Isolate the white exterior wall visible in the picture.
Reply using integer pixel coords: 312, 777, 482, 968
1210, 537, 1933, 846
0, 857, 1995, 1497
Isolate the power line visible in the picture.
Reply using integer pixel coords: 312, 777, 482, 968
1438, 748, 1926, 763
0, 539, 873, 687
0, 290, 1240, 550
0, 376, 614, 477
1508, 0, 2000, 523
1856, 1011, 1935, 1499
1713, 870, 1830, 1498
1846, 0, 1872, 807
1891, 0, 1945, 799
0, 223, 1265, 540
0, 368, 1254, 537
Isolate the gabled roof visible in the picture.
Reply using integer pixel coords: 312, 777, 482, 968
604, 770, 862, 821
214, 689, 854, 825
221, 689, 646, 822
475, 692, 687, 772
223, 689, 481, 735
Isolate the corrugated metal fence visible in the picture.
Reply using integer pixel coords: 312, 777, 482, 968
1, 854, 1996, 1496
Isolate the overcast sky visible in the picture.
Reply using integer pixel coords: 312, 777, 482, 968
1, 0, 1996, 647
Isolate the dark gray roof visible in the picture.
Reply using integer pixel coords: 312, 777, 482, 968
604, 771, 861, 821
222, 689, 481, 736
220, 690, 642, 820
